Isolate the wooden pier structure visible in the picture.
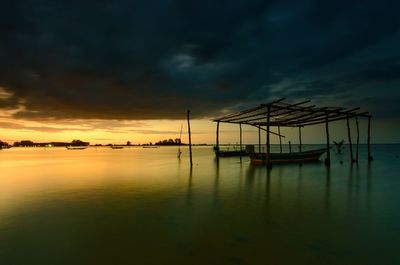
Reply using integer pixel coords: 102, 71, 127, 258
213, 98, 372, 168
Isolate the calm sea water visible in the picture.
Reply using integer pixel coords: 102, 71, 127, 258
0, 145, 399, 265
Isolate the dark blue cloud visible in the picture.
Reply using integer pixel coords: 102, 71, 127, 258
0, 0, 399, 120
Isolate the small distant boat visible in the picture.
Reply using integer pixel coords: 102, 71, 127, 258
142, 146, 159, 148
66, 146, 87, 150
250, 148, 327, 165
111, 146, 124, 149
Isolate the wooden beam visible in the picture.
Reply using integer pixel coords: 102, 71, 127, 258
187, 110, 193, 167
283, 107, 360, 126
268, 100, 313, 118
221, 106, 285, 123
355, 117, 359, 162
219, 99, 309, 123
274, 106, 325, 124
368, 116, 373, 162
216, 121, 220, 153
247, 109, 367, 128
346, 114, 354, 163
258, 126, 261, 153
239, 123, 243, 161
229, 103, 315, 123
298, 126, 302, 152
294, 111, 369, 127
266, 105, 271, 169
217, 98, 286, 122
239, 123, 285, 138
213, 105, 265, 122
278, 126, 282, 153
325, 112, 331, 166
260, 97, 287, 107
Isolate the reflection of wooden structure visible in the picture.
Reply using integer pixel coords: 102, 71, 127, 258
213, 98, 372, 168
250, 148, 327, 165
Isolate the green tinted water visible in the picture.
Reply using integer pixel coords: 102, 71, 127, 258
0, 145, 399, 264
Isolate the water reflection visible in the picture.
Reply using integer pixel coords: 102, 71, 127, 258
186, 167, 193, 203
297, 164, 304, 209
265, 168, 271, 214
213, 158, 220, 206
0, 146, 397, 265
324, 166, 331, 217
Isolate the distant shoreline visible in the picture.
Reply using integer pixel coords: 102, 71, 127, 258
4, 143, 399, 149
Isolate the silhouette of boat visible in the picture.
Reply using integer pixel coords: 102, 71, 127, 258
66, 146, 87, 150
111, 146, 124, 149
214, 147, 247, 157
250, 148, 327, 165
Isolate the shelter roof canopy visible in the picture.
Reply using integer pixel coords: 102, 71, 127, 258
214, 98, 369, 127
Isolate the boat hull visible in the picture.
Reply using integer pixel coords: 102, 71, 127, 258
66, 147, 87, 150
215, 150, 247, 157
250, 148, 327, 165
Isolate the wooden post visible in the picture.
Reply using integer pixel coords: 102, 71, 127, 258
239, 123, 243, 161
298, 126, 302, 152
355, 116, 359, 162
216, 121, 220, 153
346, 114, 354, 163
258, 126, 261, 153
289, 141, 292, 153
325, 112, 331, 166
266, 105, 271, 169
187, 110, 193, 167
368, 116, 373, 162
278, 126, 282, 153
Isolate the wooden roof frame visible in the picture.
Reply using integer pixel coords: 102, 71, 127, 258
213, 98, 370, 127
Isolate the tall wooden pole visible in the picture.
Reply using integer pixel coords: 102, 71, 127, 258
278, 126, 282, 153
216, 121, 220, 153
355, 116, 360, 162
368, 116, 373, 162
298, 126, 302, 152
266, 105, 271, 169
258, 126, 261, 153
187, 110, 193, 167
239, 123, 243, 161
325, 112, 331, 166
346, 114, 354, 163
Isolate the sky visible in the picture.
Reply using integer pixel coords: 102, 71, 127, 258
1, 0, 400, 144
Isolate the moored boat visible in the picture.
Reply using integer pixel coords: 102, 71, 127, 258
214, 145, 253, 157
214, 147, 247, 157
111, 146, 124, 149
66, 146, 87, 150
250, 148, 327, 165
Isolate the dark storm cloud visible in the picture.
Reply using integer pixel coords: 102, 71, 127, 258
0, 121, 92, 133
1, 0, 400, 120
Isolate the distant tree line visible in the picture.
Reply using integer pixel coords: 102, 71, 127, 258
12, 139, 90, 147
0, 140, 10, 148
154, 138, 184, 146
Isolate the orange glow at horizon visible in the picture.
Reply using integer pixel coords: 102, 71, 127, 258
1, 115, 399, 145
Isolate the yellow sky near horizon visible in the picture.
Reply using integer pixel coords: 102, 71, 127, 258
1, 116, 399, 145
